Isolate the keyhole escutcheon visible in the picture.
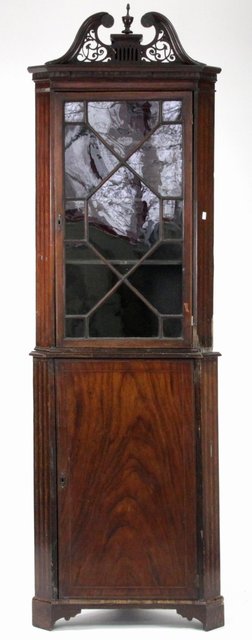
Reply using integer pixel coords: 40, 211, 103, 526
59, 473, 66, 488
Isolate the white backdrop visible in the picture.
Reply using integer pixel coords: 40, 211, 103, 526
0, 0, 252, 637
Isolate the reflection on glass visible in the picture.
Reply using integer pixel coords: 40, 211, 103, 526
64, 125, 118, 198
88, 101, 159, 157
63, 100, 186, 341
89, 283, 159, 337
89, 225, 158, 263
88, 167, 159, 260
65, 264, 119, 314
65, 242, 102, 261
111, 262, 137, 275
65, 318, 85, 337
128, 264, 182, 313
127, 125, 183, 197
162, 101, 182, 122
65, 102, 85, 122
163, 318, 182, 337
65, 201, 85, 240
145, 242, 182, 261
163, 200, 183, 239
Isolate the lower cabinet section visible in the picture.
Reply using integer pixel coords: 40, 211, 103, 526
32, 355, 224, 630
56, 360, 197, 599
32, 595, 225, 631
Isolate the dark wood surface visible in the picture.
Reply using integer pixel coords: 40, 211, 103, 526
33, 354, 224, 630
200, 358, 221, 598
32, 596, 224, 631
33, 358, 57, 599
28, 63, 221, 84
56, 359, 197, 599
34, 80, 219, 352
32, 597, 81, 631
31, 11, 223, 631
35, 91, 55, 347
31, 347, 220, 359
195, 83, 215, 348
177, 596, 224, 631
44, 11, 205, 67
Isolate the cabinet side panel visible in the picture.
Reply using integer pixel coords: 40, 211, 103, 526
200, 357, 221, 598
36, 91, 55, 346
33, 358, 58, 599
196, 85, 215, 348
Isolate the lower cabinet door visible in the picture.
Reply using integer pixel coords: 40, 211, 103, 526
56, 359, 198, 599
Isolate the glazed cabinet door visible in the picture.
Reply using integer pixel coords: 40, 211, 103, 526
56, 359, 198, 599
53, 92, 193, 348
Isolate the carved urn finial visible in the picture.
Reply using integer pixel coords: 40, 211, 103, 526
122, 4, 134, 34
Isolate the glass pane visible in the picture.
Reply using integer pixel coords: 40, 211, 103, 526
88, 101, 159, 158
63, 100, 187, 341
65, 201, 85, 240
88, 166, 159, 262
128, 265, 182, 314
89, 283, 159, 337
65, 102, 85, 122
65, 242, 102, 261
111, 262, 137, 275
89, 226, 152, 263
163, 200, 183, 239
163, 318, 182, 337
162, 101, 182, 122
145, 242, 182, 261
65, 318, 85, 337
65, 264, 119, 314
127, 125, 183, 197
65, 125, 118, 198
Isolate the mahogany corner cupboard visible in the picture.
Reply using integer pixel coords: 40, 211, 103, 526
28, 6, 224, 631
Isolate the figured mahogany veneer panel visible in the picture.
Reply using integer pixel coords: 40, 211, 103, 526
56, 359, 197, 599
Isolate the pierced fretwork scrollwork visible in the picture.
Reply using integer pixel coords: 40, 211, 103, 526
47, 12, 114, 65
47, 8, 202, 66
142, 30, 176, 63
140, 12, 200, 64
77, 29, 111, 63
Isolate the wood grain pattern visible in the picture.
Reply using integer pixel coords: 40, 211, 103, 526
32, 347, 215, 359
32, 597, 81, 630
56, 359, 197, 599
35, 90, 55, 347
29, 16, 223, 630
32, 595, 224, 630
196, 84, 215, 348
33, 358, 58, 599
28, 64, 220, 86
198, 356, 221, 599
177, 595, 224, 631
